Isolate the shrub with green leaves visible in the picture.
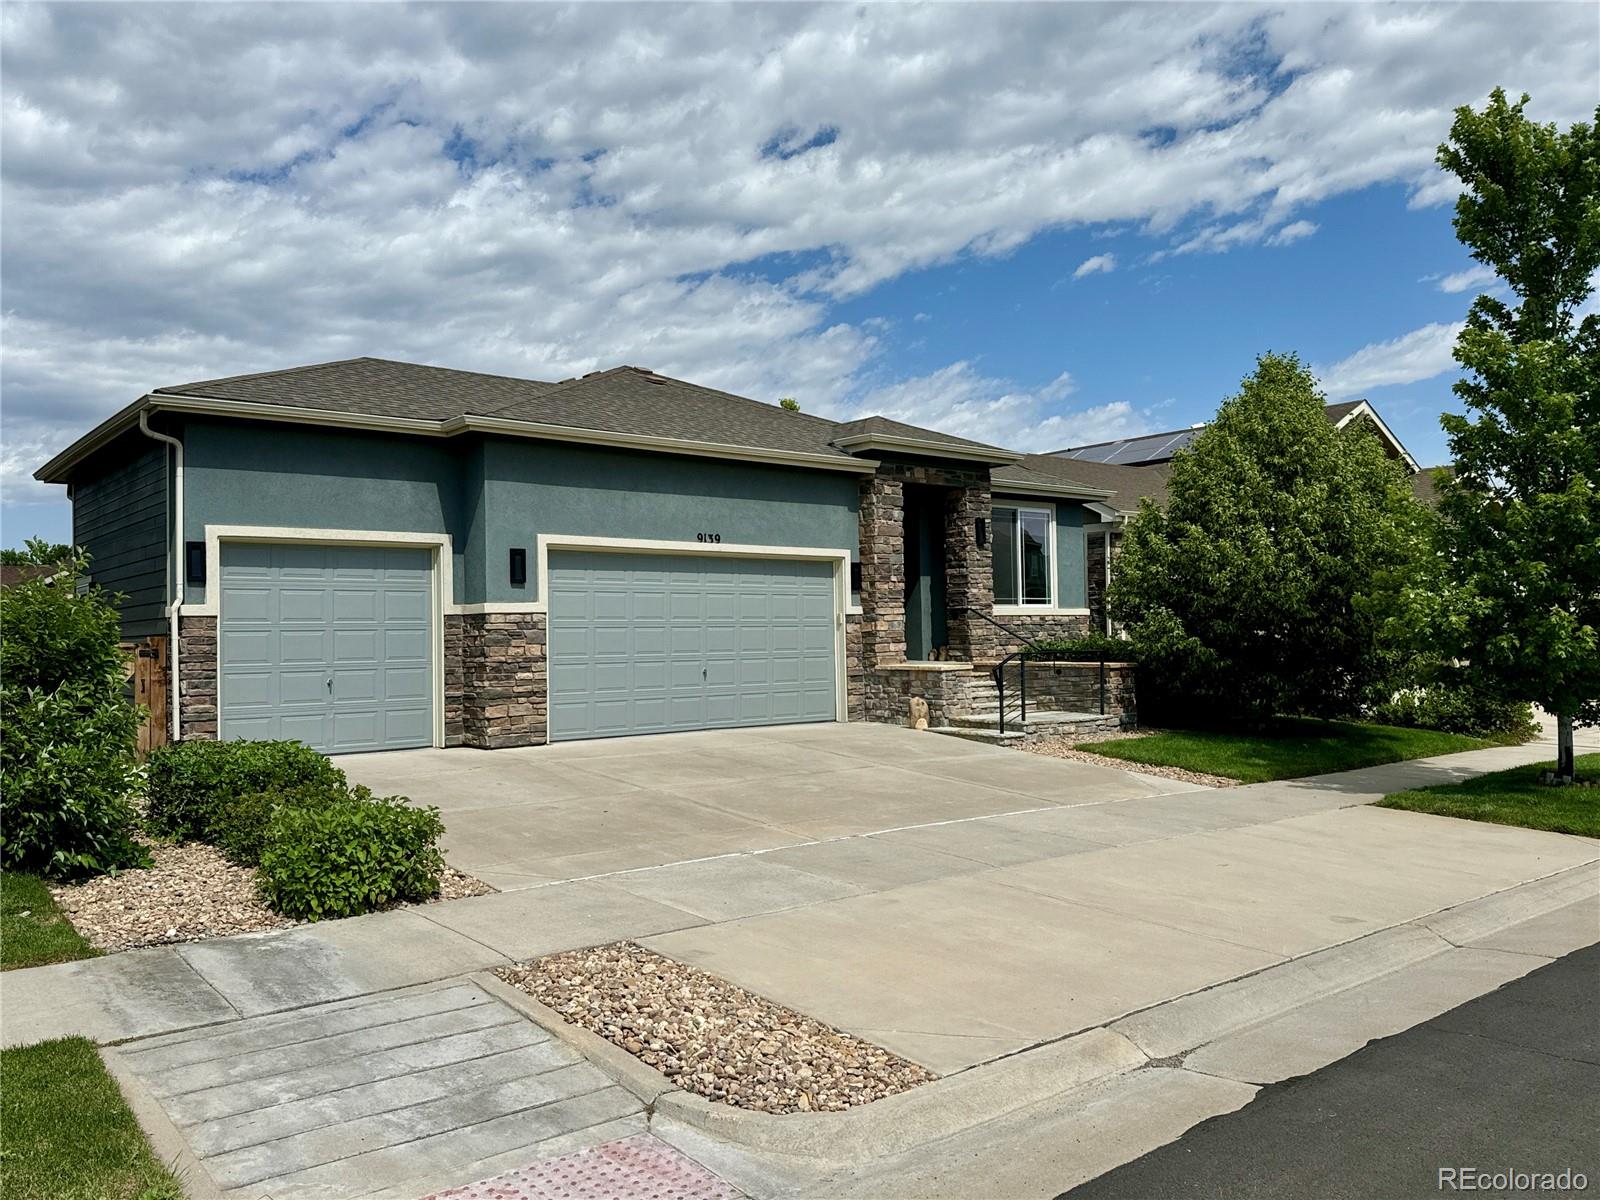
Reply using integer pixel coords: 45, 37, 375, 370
1023, 633, 1130, 662
145, 739, 346, 842
0, 545, 148, 879
214, 779, 365, 866
257, 793, 445, 921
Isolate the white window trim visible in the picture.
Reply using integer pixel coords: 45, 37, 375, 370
182, 525, 452, 749
535, 533, 857, 725
991, 501, 1058, 613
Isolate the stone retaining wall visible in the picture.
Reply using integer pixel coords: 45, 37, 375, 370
996, 659, 1136, 720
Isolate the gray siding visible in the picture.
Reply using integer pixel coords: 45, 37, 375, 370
73, 439, 169, 639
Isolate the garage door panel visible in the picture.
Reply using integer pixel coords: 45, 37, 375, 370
549, 550, 836, 741
219, 544, 433, 753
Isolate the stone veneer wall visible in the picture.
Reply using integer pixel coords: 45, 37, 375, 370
844, 612, 866, 722
460, 612, 547, 749
177, 615, 218, 740
443, 614, 465, 747
1085, 529, 1121, 636
995, 610, 1095, 645
870, 665, 990, 726
997, 660, 1136, 721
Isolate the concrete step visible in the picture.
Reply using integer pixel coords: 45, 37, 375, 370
946, 710, 1112, 730
929, 725, 1027, 745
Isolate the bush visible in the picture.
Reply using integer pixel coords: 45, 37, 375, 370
1370, 684, 1538, 739
213, 779, 362, 866
0, 546, 148, 879
258, 793, 444, 921
146, 739, 345, 842
1024, 633, 1130, 662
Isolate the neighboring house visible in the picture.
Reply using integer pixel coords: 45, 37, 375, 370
37, 358, 1129, 753
0, 563, 55, 588
1043, 400, 1446, 631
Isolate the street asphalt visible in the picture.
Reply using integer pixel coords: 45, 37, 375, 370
1061, 942, 1600, 1200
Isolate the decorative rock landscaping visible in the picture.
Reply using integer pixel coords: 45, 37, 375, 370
499, 942, 936, 1113
1024, 729, 1239, 788
51, 839, 493, 953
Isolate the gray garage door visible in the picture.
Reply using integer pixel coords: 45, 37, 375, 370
218, 544, 434, 753
548, 550, 838, 741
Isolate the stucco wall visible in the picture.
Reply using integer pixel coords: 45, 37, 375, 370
479, 439, 861, 604
179, 420, 862, 607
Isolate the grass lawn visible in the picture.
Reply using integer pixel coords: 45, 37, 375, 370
1078, 718, 1517, 784
1377, 754, 1600, 838
0, 1037, 182, 1200
1, 872, 98, 971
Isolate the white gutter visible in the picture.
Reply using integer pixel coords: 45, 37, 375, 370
138, 410, 183, 742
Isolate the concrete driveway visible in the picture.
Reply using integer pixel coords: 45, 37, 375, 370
336, 722, 1194, 891
335, 724, 1600, 1076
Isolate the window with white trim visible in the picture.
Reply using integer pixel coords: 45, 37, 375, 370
992, 505, 1053, 606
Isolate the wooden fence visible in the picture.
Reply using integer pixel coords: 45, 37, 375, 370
127, 636, 170, 754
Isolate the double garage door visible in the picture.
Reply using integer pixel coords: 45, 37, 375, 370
218, 544, 434, 754
547, 551, 838, 741
217, 543, 839, 751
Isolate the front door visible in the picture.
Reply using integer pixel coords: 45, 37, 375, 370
903, 486, 948, 660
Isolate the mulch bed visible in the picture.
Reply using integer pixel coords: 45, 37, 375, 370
51, 840, 493, 953
500, 942, 935, 1114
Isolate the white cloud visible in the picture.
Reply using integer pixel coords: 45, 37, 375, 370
1436, 264, 1498, 294
1, 2, 1594, 511
1266, 220, 1319, 247
1314, 321, 1465, 399
1073, 253, 1117, 278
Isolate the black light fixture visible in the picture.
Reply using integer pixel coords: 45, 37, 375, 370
185, 541, 206, 585
508, 547, 527, 587
975, 517, 989, 549
849, 561, 863, 594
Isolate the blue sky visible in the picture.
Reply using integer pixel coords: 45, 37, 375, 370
3, 2, 1595, 546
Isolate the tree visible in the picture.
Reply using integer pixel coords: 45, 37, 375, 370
778, 397, 801, 412
1, 539, 72, 566
0, 548, 148, 877
1429, 89, 1600, 780
1110, 352, 1423, 725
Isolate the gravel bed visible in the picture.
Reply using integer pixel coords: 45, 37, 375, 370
51, 841, 494, 953
499, 942, 935, 1113
1024, 730, 1239, 788
51, 840, 295, 951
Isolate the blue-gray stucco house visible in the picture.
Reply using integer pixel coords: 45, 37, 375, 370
37, 358, 1151, 752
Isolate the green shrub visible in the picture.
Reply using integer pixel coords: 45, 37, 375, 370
145, 739, 345, 842
213, 779, 362, 866
258, 793, 444, 920
0, 546, 148, 879
1024, 633, 1130, 662
1370, 685, 1538, 739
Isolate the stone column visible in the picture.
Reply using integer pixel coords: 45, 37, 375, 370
460, 612, 548, 749
176, 615, 218, 740
943, 480, 996, 660
857, 474, 906, 670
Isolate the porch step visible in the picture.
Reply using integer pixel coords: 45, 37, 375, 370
947, 710, 1113, 731
928, 725, 1027, 745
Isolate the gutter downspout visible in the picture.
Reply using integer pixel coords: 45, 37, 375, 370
138, 409, 183, 742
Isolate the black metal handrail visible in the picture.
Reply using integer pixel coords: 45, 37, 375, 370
953, 607, 1110, 734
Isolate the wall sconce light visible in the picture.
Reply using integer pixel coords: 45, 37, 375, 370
185, 541, 206, 585
975, 517, 989, 549
509, 547, 527, 587
849, 561, 863, 594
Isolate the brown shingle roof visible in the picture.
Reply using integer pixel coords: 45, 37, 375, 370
157, 357, 559, 422
992, 455, 1169, 512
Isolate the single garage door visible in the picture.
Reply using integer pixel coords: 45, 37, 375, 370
218, 543, 434, 753
548, 550, 838, 741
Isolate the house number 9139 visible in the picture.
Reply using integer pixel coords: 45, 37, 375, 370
695, 532, 723, 543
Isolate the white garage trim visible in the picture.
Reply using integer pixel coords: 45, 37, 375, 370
184, 525, 450, 749
537, 534, 855, 725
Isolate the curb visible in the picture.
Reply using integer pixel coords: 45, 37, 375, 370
101, 1045, 224, 1200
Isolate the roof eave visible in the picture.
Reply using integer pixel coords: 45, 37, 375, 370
991, 478, 1117, 502
830, 432, 1022, 466
37, 391, 882, 482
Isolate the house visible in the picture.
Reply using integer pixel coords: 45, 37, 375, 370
1039, 400, 1445, 631
36, 358, 1133, 754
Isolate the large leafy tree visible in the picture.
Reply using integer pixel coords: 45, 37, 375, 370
1429, 89, 1599, 780
1110, 352, 1421, 725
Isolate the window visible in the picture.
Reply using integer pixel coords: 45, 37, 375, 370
992, 505, 1053, 606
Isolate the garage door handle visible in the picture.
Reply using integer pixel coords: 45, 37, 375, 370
327, 678, 334, 693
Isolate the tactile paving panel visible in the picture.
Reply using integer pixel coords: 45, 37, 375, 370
421, 1133, 746, 1200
